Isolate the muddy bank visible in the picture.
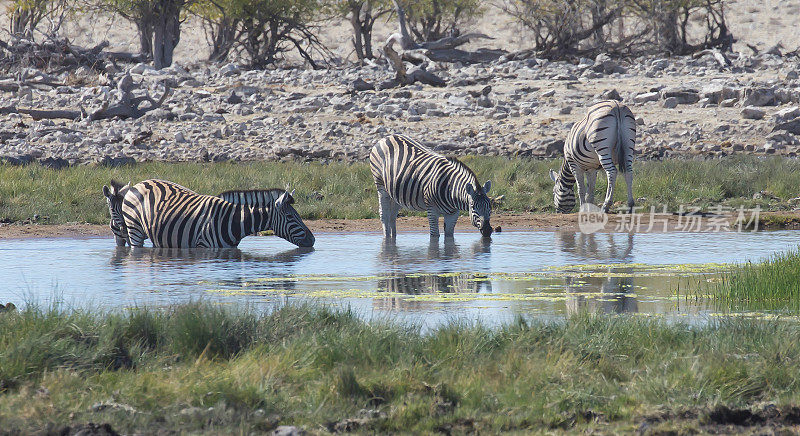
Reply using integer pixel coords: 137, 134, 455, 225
2, 211, 798, 240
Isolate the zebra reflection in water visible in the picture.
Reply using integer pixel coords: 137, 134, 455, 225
555, 232, 638, 315
109, 246, 314, 292
373, 237, 492, 311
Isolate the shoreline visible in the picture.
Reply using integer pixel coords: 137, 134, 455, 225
2, 211, 799, 239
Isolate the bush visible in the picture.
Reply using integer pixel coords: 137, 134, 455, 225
194, 0, 327, 67
503, 0, 732, 58
398, 0, 483, 42
327, 0, 392, 61
6, 0, 73, 38
95, 0, 190, 68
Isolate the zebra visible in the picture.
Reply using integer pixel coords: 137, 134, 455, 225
370, 134, 493, 239
102, 180, 130, 247
115, 179, 314, 248
549, 100, 636, 213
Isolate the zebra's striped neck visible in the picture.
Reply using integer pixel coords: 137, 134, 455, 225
557, 160, 575, 191
234, 203, 274, 241
448, 159, 479, 212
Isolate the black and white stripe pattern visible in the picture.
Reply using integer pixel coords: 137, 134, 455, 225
370, 134, 493, 238
549, 100, 636, 213
103, 180, 130, 247
116, 179, 314, 248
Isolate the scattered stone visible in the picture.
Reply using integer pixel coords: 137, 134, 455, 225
741, 106, 766, 120
773, 117, 800, 135
634, 92, 659, 103
661, 87, 700, 104
351, 78, 375, 92
599, 89, 621, 101
559, 105, 572, 115
271, 426, 306, 436
226, 92, 242, 104
773, 106, 800, 123
742, 87, 776, 106
663, 97, 679, 109
219, 63, 241, 76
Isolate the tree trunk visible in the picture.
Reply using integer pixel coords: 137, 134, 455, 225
136, 20, 154, 58
152, 0, 182, 69
654, 7, 680, 53
349, 5, 366, 61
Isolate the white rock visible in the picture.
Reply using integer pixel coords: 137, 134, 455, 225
773, 106, 800, 123
663, 97, 679, 109
634, 92, 660, 103
741, 106, 766, 120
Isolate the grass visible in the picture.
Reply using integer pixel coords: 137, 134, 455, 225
4, 302, 800, 433
699, 247, 800, 312
1, 155, 800, 224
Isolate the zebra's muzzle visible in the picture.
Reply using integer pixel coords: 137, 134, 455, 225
297, 233, 315, 247
480, 222, 493, 238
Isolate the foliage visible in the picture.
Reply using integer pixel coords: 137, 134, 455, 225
503, 0, 732, 58
397, 0, 484, 42
6, 0, 75, 38
325, 0, 392, 61
193, 0, 327, 67
93, 0, 190, 67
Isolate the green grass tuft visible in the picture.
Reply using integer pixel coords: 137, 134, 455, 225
4, 303, 800, 433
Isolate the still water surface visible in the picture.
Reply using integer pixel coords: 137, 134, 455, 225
1, 230, 799, 328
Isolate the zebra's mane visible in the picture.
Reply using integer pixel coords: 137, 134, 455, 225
217, 189, 293, 206
445, 156, 482, 193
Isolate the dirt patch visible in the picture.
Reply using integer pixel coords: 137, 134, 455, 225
638, 405, 800, 435
2, 212, 799, 240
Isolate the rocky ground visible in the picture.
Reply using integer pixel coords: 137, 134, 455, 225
2, 49, 800, 167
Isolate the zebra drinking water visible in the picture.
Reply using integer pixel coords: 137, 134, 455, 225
110, 179, 314, 248
549, 100, 637, 213
370, 134, 493, 239
102, 180, 130, 247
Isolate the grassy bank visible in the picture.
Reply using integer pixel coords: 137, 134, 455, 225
700, 246, 800, 312
3, 303, 800, 433
1, 156, 799, 224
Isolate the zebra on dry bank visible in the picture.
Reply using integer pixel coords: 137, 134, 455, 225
549, 100, 637, 213
370, 134, 493, 239
107, 179, 314, 248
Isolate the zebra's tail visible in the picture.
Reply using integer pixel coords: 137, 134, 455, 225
615, 103, 636, 174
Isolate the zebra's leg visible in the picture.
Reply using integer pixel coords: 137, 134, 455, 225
601, 162, 618, 213
377, 189, 396, 238
443, 212, 459, 238
427, 208, 440, 238
625, 170, 635, 212
573, 166, 588, 210
585, 169, 598, 206
388, 201, 401, 238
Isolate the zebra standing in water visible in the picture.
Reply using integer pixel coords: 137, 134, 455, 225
370, 134, 493, 239
549, 100, 636, 213
103, 180, 130, 247
113, 179, 314, 248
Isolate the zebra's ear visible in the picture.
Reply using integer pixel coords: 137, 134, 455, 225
549, 169, 558, 183
276, 192, 286, 208
465, 183, 475, 197
289, 189, 295, 198
102, 185, 112, 199
483, 180, 491, 194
